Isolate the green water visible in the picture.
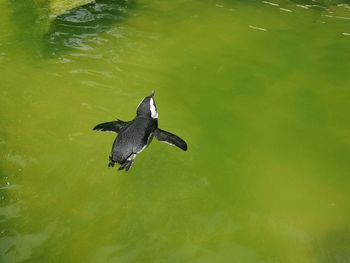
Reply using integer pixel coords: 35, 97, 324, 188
1, 0, 350, 262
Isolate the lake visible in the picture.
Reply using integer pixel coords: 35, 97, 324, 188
1, 0, 350, 262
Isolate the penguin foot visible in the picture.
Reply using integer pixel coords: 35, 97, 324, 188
118, 160, 133, 172
108, 156, 115, 167
124, 161, 133, 171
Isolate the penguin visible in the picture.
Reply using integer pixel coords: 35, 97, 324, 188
93, 91, 187, 171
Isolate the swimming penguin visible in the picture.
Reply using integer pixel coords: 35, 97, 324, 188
93, 91, 187, 171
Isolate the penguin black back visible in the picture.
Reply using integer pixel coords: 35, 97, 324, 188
93, 91, 187, 171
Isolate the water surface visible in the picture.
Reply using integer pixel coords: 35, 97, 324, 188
1, 0, 350, 262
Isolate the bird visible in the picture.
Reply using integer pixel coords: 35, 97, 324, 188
93, 91, 187, 171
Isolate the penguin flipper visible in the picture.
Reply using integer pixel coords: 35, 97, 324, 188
154, 128, 187, 151
93, 120, 129, 133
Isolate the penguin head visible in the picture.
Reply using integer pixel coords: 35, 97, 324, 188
136, 91, 158, 119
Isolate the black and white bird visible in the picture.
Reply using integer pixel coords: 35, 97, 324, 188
93, 91, 187, 171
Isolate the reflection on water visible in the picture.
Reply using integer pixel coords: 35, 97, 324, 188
1, 0, 350, 262
313, 229, 350, 262
0, 222, 56, 262
5, 0, 134, 58
43, 0, 134, 56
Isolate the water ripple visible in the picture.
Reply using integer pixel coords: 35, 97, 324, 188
43, 0, 134, 57
322, 14, 350, 20
248, 25, 268, 32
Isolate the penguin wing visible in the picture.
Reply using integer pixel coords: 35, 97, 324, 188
93, 120, 129, 133
154, 128, 187, 151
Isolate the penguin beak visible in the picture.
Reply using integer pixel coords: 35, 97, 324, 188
150, 90, 155, 97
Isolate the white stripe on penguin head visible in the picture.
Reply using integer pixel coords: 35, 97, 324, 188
150, 98, 158, 119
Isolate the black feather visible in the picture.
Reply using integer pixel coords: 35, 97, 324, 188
154, 128, 187, 151
93, 120, 129, 133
